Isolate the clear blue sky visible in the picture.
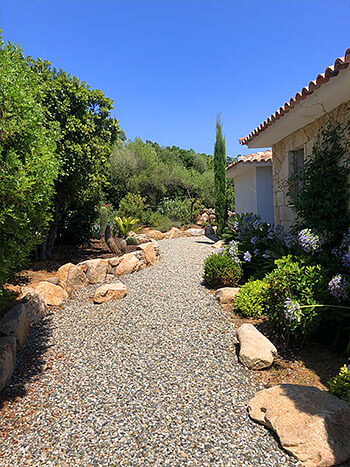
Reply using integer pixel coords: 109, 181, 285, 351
1, 0, 349, 156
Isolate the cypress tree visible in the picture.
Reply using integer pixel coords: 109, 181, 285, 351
214, 114, 227, 236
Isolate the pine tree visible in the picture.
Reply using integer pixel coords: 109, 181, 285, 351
214, 114, 227, 236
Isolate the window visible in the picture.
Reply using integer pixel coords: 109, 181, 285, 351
288, 149, 304, 202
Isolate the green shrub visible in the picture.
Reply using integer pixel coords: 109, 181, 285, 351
263, 255, 324, 341
147, 212, 172, 232
203, 253, 242, 288
118, 193, 148, 224
0, 39, 59, 286
234, 280, 267, 318
328, 365, 350, 405
126, 236, 137, 246
157, 197, 190, 224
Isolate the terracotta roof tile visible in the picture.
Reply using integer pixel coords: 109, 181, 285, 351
240, 48, 350, 146
226, 150, 272, 171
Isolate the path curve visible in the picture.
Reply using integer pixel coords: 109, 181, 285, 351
0, 237, 297, 466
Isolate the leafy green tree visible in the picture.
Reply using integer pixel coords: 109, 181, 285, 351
0, 40, 59, 286
28, 58, 124, 253
214, 115, 227, 236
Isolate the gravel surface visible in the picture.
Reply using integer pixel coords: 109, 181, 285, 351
0, 237, 298, 466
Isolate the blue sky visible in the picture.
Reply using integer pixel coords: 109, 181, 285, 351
1, 0, 350, 156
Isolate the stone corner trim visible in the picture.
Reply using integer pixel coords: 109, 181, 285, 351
248, 384, 350, 467
235, 323, 277, 370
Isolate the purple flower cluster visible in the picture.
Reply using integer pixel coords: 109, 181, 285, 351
298, 229, 321, 254
328, 274, 349, 301
243, 251, 252, 262
229, 240, 241, 264
332, 229, 350, 268
284, 298, 301, 322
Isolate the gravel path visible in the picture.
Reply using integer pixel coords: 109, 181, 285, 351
0, 237, 298, 466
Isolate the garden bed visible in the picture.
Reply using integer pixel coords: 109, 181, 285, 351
230, 312, 345, 391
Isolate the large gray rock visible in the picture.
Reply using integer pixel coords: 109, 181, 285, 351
235, 323, 277, 370
0, 336, 16, 392
20, 292, 49, 324
0, 304, 29, 346
78, 259, 108, 284
248, 384, 350, 467
57, 262, 88, 295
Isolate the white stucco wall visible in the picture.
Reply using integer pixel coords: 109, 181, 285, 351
256, 166, 274, 224
234, 168, 257, 215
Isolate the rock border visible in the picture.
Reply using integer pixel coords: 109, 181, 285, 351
0, 240, 161, 393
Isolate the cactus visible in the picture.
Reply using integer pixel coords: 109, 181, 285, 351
99, 206, 108, 239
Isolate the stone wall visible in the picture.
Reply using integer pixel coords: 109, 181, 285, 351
272, 100, 350, 230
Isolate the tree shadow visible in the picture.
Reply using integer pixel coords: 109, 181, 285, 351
0, 314, 53, 408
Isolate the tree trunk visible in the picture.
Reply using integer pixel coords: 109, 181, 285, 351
37, 223, 58, 261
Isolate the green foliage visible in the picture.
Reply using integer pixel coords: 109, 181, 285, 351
0, 39, 59, 286
263, 256, 324, 341
106, 139, 215, 224
28, 58, 123, 246
115, 216, 140, 238
99, 206, 108, 239
118, 193, 148, 224
226, 179, 235, 211
147, 212, 172, 232
214, 115, 227, 236
203, 253, 242, 288
157, 198, 190, 224
126, 236, 138, 246
288, 123, 350, 242
234, 280, 267, 318
328, 365, 350, 405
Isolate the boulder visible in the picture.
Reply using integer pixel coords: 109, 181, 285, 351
78, 259, 108, 284
44, 277, 59, 285
136, 234, 150, 244
108, 257, 120, 268
149, 239, 161, 258
212, 240, 225, 249
0, 304, 29, 346
93, 282, 127, 304
248, 384, 350, 467
215, 287, 240, 307
0, 336, 16, 393
235, 323, 277, 370
35, 282, 68, 306
57, 262, 88, 295
137, 242, 157, 266
186, 228, 205, 236
20, 292, 49, 324
145, 230, 165, 241
164, 227, 183, 239
204, 225, 216, 236
115, 253, 140, 275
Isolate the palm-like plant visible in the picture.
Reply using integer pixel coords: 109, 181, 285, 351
114, 216, 140, 238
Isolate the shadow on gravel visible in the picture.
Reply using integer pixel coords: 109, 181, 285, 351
0, 315, 53, 408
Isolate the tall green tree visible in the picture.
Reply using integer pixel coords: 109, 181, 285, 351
28, 59, 124, 254
0, 40, 59, 286
214, 114, 227, 236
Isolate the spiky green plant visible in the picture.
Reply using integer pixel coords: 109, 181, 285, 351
99, 206, 108, 239
115, 216, 140, 238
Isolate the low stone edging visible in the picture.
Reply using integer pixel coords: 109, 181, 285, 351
0, 240, 161, 393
